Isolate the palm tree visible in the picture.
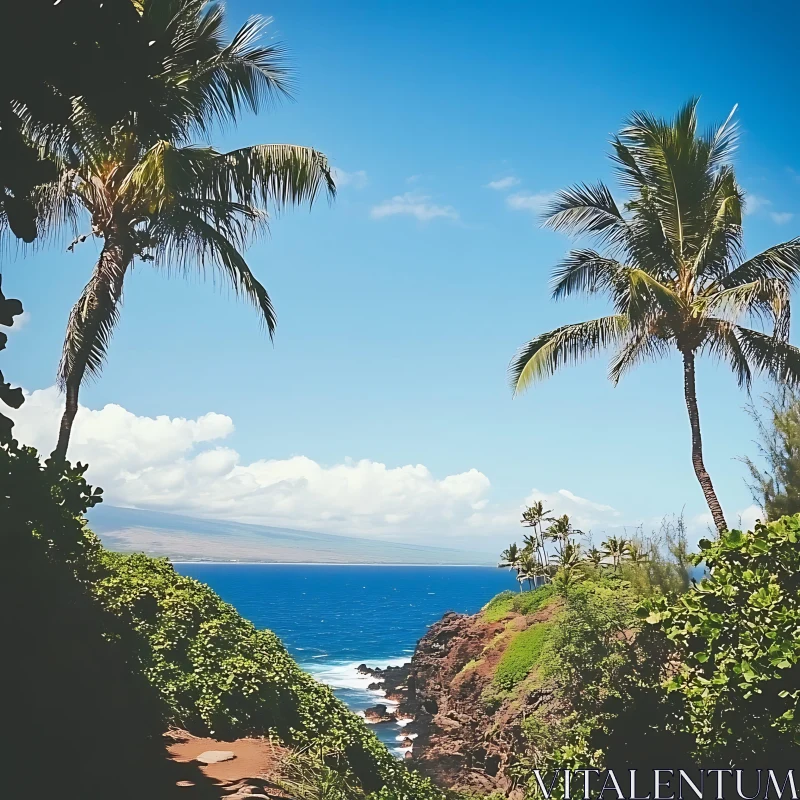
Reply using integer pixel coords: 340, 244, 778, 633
545, 514, 582, 557
601, 536, 630, 570
625, 541, 650, 567
36, 0, 335, 460
517, 551, 539, 590
585, 546, 604, 568
499, 543, 523, 591
509, 100, 800, 534
521, 501, 552, 570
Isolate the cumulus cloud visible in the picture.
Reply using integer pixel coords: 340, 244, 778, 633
770, 211, 793, 225
370, 192, 459, 222
10, 387, 494, 540
506, 191, 556, 216
331, 167, 368, 189
486, 176, 520, 191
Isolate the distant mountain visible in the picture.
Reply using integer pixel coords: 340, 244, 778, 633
87, 505, 495, 565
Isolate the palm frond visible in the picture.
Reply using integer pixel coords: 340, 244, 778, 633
608, 330, 670, 385
509, 316, 629, 395
627, 269, 683, 327
721, 240, 800, 289
58, 253, 126, 388
148, 205, 276, 336
219, 144, 336, 209
550, 250, 628, 301
736, 327, 800, 387
544, 183, 630, 251
700, 318, 753, 389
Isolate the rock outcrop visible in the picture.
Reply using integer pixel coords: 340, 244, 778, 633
402, 602, 561, 795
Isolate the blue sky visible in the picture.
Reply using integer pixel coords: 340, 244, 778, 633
6, 0, 800, 547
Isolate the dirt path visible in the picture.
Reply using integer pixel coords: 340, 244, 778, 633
166, 730, 292, 799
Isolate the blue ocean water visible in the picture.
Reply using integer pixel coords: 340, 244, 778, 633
176, 564, 519, 754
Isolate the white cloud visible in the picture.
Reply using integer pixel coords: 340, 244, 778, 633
370, 192, 459, 223
331, 168, 368, 189
770, 211, 793, 225
486, 176, 520, 191
736, 504, 764, 530
506, 191, 556, 216
10, 387, 493, 540
744, 194, 771, 216
4, 310, 30, 333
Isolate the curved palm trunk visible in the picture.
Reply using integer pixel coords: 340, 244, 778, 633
682, 350, 727, 534
52, 232, 130, 461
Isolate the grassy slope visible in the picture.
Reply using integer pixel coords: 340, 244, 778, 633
477, 586, 559, 700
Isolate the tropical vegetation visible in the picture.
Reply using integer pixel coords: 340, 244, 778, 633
509, 99, 800, 534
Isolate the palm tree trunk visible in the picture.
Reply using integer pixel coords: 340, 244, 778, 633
54, 381, 80, 461
682, 350, 727, 534
52, 230, 129, 461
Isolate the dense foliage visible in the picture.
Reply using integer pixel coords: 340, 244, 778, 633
1, 437, 167, 799
643, 517, 800, 765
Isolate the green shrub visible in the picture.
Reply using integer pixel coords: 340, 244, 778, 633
643, 515, 800, 764
493, 622, 554, 691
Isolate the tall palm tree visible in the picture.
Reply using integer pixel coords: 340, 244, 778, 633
509, 100, 800, 534
34, 0, 335, 460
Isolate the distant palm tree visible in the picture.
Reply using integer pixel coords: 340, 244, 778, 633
521, 501, 553, 571
546, 514, 583, 558
601, 536, 631, 570
40, 0, 335, 459
518, 551, 539, 590
585, 546, 604, 568
625, 542, 650, 567
509, 99, 800, 534
499, 543, 523, 591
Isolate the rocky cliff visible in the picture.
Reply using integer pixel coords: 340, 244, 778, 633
400, 590, 563, 795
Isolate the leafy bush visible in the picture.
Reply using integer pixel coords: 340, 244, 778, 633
643, 516, 800, 765
493, 622, 554, 691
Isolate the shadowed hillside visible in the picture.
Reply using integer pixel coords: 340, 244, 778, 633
88, 505, 496, 564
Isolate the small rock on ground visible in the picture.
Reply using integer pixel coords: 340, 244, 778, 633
196, 750, 236, 764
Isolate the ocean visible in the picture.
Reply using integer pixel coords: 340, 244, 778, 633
175, 564, 519, 755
